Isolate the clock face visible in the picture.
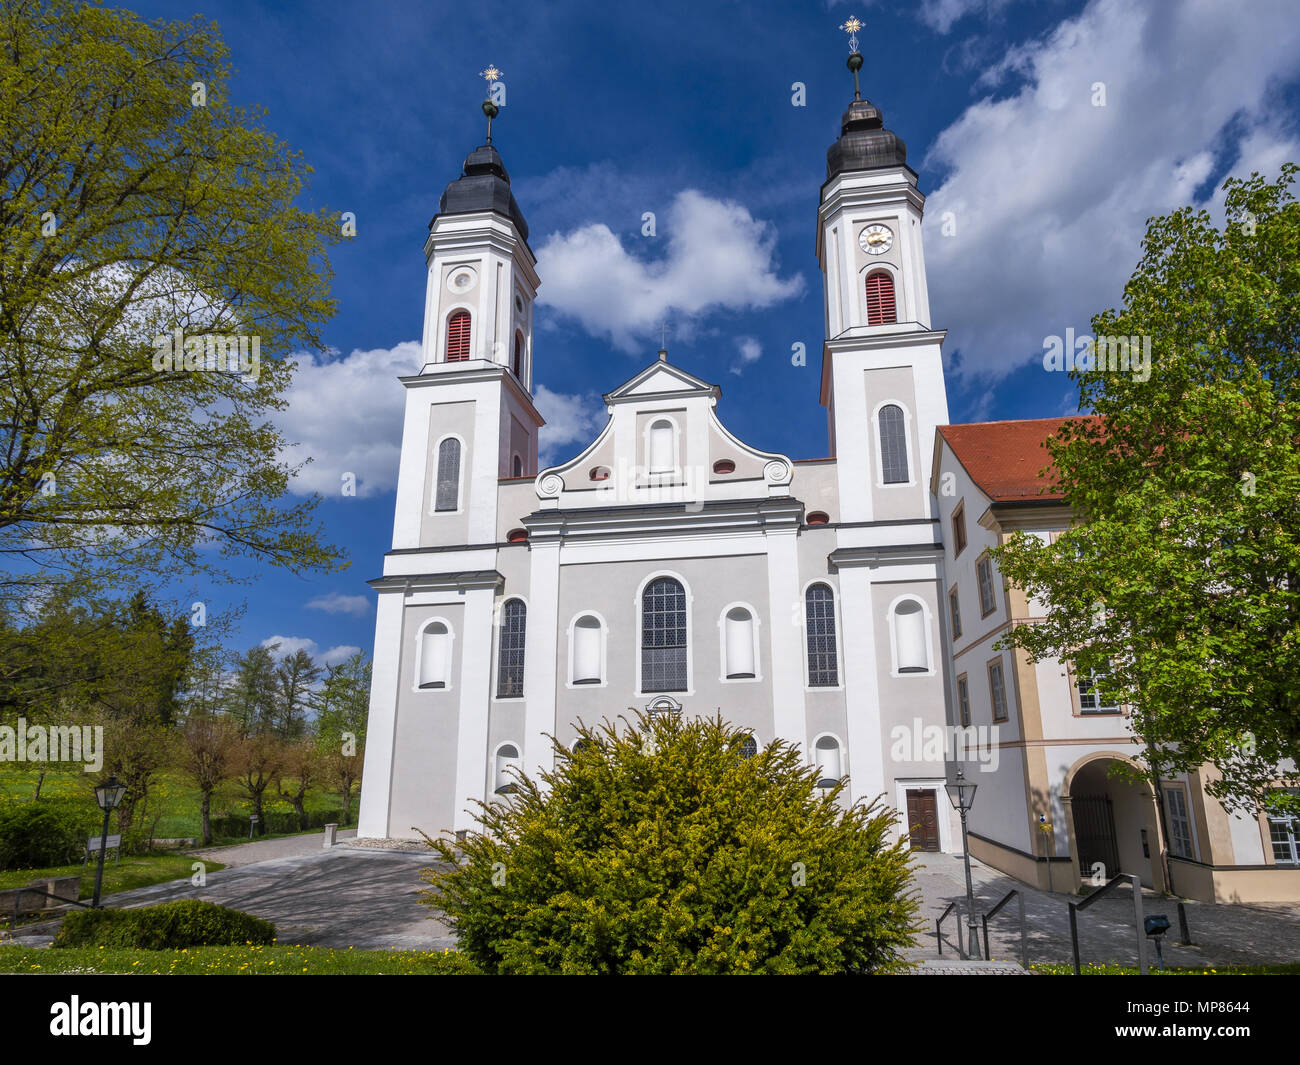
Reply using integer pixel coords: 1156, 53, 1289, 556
859, 224, 894, 255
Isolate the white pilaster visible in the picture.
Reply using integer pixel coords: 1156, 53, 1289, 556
358, 591, 405, 838
837, 566, 886, 803
451, 585, 496, 833
523, 540, 561, 780
765, 529, 806, 746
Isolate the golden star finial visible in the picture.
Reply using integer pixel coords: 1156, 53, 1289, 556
480, 65, 502, 82
840, 17, 863, 35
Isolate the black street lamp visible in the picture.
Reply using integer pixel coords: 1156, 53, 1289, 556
92, 776, 126, 908
946, 769, 980, 959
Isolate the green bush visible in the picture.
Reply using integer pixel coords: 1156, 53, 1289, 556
420, 713, 921, 974
207, 806, 344, 840
54, 899, 276, 949
0, 799, 99, 870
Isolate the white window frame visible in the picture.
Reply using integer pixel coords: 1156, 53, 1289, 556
442, 302, 475, 362
811, 731, 846, 786
491, 741, 522, 796
717, 601, 763, 683
634, 570, 694, 697
802, 579, 844, 692
895, 779, 954, 853
566, 610, 609, 690
492, 595, 528, 701
1266, 791, 1300, 865
430, 432, 467, 516
641, 414, 682, 478
871, 399, 915, 488
859, 260, 903, 327
887, 593, 935, 677
1162, 782, 1199, 862
412, 616, 456, 693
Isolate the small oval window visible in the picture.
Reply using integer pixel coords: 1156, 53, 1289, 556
807, 511, 830, 526
713, 459, 736, 474
589, 466, 611, 481
506, 528, 528, 543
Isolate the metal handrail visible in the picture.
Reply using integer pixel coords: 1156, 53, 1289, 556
981, 888, 1028, 969
1068, 873, 1147, 974
935, 901, 964, 959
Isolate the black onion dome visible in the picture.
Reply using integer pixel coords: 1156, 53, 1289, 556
435, 143, 529, 241
826, 97, 908, 179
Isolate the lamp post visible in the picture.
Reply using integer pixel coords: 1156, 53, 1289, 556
946, 769, 980, 959
92, 776, 126, 908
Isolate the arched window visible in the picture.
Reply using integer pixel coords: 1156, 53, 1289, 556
814, 736, 842, 787
641, 576, 687, 692
512, 454, 523, 477
496, 599, 526, 698
739, 736, 758, 760
723, 606, 756, 679
434, 437, 461, 512
648, 419, 675, 473
417, 621, 451, 690
445, 310, 471, 361
865, 271, 897, 326
571, 614, 603, 685
892, 599, 929, 673
805, 583, 839, 687
494, 743, 520, 794
513, 330, 524, 377
878, 404, 909, 484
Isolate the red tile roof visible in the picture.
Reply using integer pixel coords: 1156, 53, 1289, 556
937, 417, 1100, 502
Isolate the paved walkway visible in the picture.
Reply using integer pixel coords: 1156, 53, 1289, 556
908, 850, 1300, 969
10, 834, 1298, 966
13, 836, 454, 951
189, 828, 359, 868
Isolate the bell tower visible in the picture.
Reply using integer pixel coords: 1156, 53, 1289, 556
390, 71, 545, 551
817, 24, 949, 524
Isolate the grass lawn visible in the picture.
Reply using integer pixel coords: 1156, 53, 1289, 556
0, 766, 349, 840
1029, 961, 1300, 975
0, 944, 479, 974
0, 853, 225, 898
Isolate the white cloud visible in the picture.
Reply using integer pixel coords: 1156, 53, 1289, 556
922, 0, 1300, 383
534, 384, 607, 467
278, 341, 417, 497
262, 635, 361, 666
729, 336, 762, 376
535, 189, 804, 352
305, 592, 373, 617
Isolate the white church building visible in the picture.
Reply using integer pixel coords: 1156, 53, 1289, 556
357, 83, 1300, 905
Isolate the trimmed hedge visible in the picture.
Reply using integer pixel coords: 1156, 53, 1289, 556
0, 800, 99, 870
207, 806, 345, 840
54, 900, 276, 950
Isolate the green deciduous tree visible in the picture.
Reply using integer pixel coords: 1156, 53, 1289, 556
994, 165, 1300, 821
0, 0, 345, 608
419, 713, 919, 974
315, 650, 369, 824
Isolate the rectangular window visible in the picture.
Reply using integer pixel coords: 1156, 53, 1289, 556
1267, 791, 1300, 865
948, 588, 962, 639
956, 674, 970, 728
977, 555, 997, 617
1077, 665, 1120, 713
1164, 786, 1195, 860
988, 659, 1008, 722
952, 503, 967, 557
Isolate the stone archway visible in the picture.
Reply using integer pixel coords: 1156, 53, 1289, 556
1062, 752, 1165, 893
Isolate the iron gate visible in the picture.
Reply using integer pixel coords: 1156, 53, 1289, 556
1073, 794, 1120, 880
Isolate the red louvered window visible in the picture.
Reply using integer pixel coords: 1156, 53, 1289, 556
865, 271, 897, 326
445, 311, 471, 362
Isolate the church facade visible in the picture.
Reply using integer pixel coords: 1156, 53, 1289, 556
357, 89, 1300, 905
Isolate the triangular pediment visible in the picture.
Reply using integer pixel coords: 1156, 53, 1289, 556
604, 359, 719, 404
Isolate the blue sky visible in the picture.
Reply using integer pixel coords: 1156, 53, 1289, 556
124, 0, 1300, 667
